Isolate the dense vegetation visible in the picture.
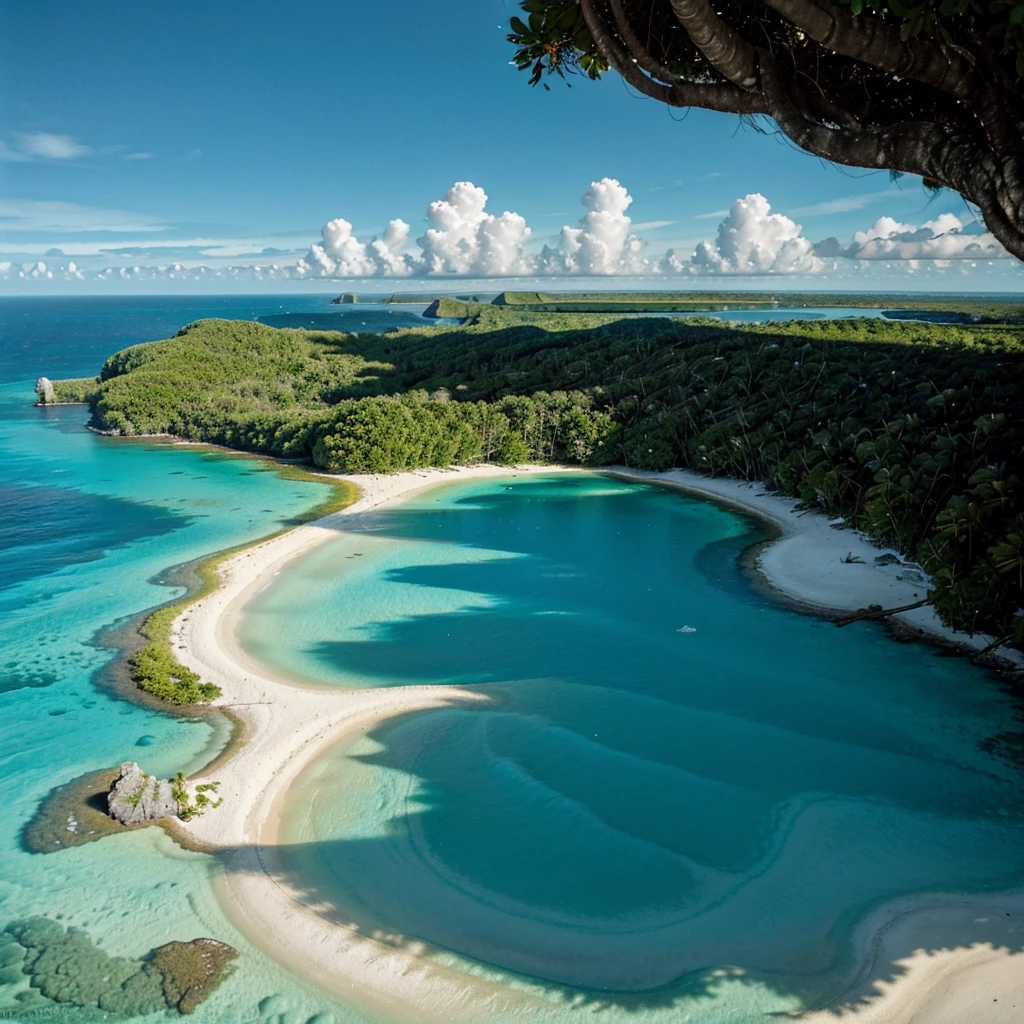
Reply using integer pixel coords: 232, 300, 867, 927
129, 615, 219, 705
489, 292, 1024, 320
50, 377, 101, 403
60, 311, 1024, 646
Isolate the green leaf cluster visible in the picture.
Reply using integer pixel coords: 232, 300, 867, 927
130, 622, 220, 704
172, 772, 222, 820
508, 0, 608, 87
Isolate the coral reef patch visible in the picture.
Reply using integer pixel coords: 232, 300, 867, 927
2, 917, 237, 1016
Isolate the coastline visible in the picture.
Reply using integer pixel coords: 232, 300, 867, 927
604, 467, 1023, 668
173, 463, 576, 1020
172, 462, 1024, 1022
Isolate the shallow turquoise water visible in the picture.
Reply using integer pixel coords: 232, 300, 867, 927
257, 474, 1024, 1020
0, 296, 387, 1023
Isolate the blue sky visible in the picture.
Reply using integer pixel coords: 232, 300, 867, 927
2, 0, 1021, 291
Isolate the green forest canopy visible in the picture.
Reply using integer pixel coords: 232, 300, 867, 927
54, 310, 1024, 645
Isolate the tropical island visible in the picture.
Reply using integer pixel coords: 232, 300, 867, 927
10, 0, 1024, 1016
49, 300, 1024, 653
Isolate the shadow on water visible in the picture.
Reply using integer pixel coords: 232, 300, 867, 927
211, 704, 1024, 1015
303, 479, 1019, 770
212, 476, 1024, 1015
206, 867, 1024, 1015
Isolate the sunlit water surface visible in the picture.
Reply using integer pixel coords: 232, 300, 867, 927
244, 474, 1024, 1021
0, 295, 407, 1024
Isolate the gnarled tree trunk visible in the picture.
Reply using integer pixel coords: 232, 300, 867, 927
574, 0, 1024, 258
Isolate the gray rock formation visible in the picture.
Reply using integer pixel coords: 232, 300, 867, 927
35, 377, 55, 404
107, 762, 180, 825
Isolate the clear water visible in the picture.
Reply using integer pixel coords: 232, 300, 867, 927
253, 474, 1024, 1020
0, 295, 393, 1023
2, 295, 1021, 1024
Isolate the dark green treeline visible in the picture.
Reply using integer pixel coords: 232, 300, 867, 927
54, 311, 1024, 644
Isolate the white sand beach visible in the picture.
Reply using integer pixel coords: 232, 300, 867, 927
171, 463, 1024, 1022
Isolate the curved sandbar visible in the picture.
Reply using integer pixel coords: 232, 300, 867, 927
173, 464, 1024, 1022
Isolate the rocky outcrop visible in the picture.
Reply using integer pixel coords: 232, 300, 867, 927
35, 377, 54, 404
107, 762, 180, 824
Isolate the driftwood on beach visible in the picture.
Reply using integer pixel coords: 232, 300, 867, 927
833, 599, 930, 628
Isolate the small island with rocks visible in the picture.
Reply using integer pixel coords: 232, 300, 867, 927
107, 762, 221, 826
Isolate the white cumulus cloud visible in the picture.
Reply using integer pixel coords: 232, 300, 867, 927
296, 181, 534, 279
670, 194, 820, 275
295, 217, 414, 278
6, 178, 1023, 290
541, 178, 647, 275
418, 181, 533, 276
295, 178, 651, 279
845, 213, 1008, 260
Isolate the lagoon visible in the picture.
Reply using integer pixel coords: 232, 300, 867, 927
243, 473, 1024, 1019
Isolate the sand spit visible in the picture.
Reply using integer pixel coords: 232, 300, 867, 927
172, 463, 1024, 1022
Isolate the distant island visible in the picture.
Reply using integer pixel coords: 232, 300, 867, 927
335, 290, 1022, 322
48, 299, 1024, 652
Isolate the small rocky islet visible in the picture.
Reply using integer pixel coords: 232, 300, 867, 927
106, 761, 182, 825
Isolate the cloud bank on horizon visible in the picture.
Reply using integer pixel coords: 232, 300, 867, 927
2, 177, 1014, 286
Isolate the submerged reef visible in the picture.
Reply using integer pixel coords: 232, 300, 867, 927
150, 939, 239, 1014
2, 917, 237, 1015
22, 766, 136, 852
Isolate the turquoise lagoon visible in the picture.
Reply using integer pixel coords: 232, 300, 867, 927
247, 474, 1024, 1020
1, 296, 1022, 1023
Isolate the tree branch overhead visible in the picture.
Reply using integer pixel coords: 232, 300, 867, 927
508, 0, 1024, 257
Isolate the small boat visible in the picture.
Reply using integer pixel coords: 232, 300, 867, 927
676, 625, 697, 634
